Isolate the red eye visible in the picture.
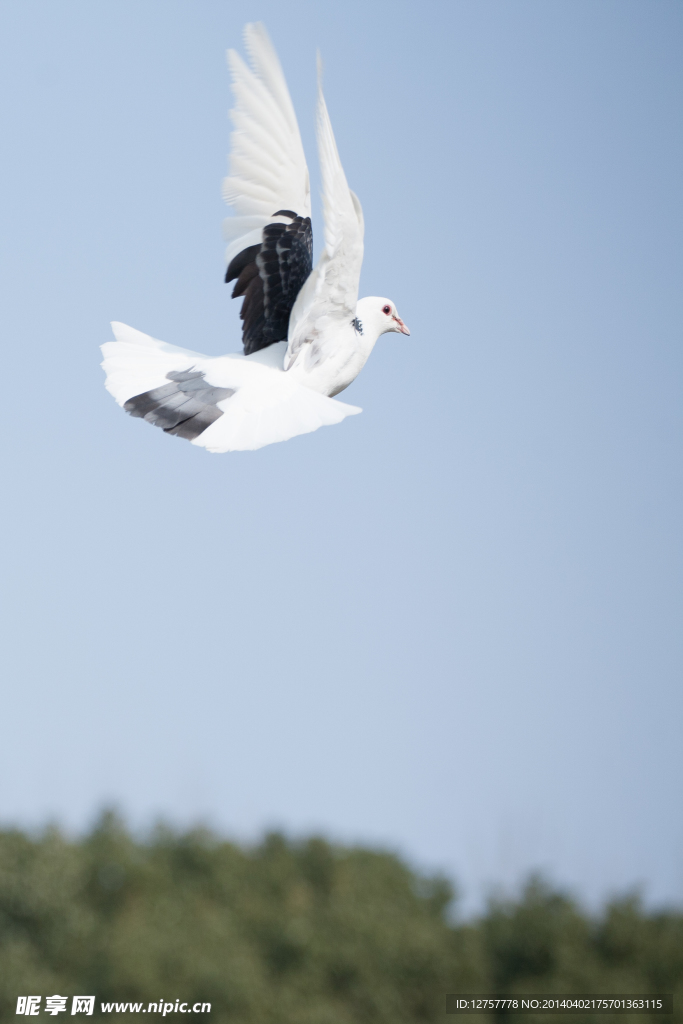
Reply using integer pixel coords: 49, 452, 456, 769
382, 305, 391, 315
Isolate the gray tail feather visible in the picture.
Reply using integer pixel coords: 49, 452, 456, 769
124, 369, 235, 441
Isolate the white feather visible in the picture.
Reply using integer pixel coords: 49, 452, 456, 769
285, 63, 364, 372
101, 324, 361, 453
222, 23, 311, 266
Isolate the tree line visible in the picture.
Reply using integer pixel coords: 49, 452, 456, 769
0, 812, 680, 1022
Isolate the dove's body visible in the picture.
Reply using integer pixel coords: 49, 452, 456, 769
101, 24, 408, 452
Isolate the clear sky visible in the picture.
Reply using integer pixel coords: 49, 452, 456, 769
0, 0, 681, 914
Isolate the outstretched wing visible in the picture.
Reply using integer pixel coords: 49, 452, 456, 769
284, 65, 364, 372
223, 24, 313, 355
101, 323, 361, 453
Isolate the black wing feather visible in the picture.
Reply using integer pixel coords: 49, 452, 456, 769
225, 213, 312, 356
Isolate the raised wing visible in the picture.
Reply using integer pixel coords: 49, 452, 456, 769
226, 210, 312, 355
284, 66, 364, 372
223, 24, 313, 355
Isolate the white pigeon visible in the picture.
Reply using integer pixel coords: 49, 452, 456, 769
101, 23, 410, 453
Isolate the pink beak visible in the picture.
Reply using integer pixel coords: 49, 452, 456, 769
393, 316, 410, 336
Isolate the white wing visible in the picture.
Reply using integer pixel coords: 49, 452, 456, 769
284, 65, 364, 371
101, 323, 361, 453
223, 23, 311, 267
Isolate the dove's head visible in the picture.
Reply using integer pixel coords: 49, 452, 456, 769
355, 297, 410, 340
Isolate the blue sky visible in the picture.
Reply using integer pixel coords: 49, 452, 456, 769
0, 0, 681, 913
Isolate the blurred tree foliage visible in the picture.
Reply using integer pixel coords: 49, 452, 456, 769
0, 812, 680, 1023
